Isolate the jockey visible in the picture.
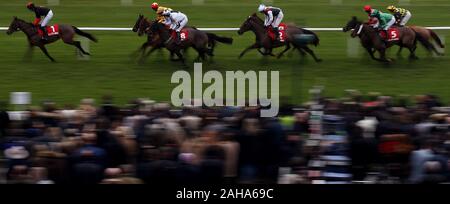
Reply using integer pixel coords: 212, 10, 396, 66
162, 10, 188, 45
387, 5, 412, 26
151, 2, 172, 24
258, 4, 284, 41
364, 5, 396, 40
26, 2, 53, 40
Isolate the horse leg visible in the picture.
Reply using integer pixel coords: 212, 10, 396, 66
67, 41, 90, 55
239, 43, 260, 59
38, 45, 55, 62
407, 44, 419, 60
378, 48, 391, 63
266, 48, 275, 57
277, 43, 291, 59
296, 46, 307, 56
194, 46, 207, 62
131, 42, 150, 58
174, 49, 186, 65
397, 46, 403, 56
137, 46, 157, 64
23, 43, 34, 62
145, 46, 160, 57
366, 47, 382, 61
170, 51, 176, 60
300, 45, 322, 62
257, 48, 266, 55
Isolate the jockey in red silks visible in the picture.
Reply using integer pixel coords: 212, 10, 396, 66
27, 2, 54, 40
258, 4, 284, 41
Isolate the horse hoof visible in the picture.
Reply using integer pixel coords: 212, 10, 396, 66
316, 59, 323, 63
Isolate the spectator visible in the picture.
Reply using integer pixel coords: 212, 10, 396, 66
1, 90, 449, 184
0, 100, 10, 138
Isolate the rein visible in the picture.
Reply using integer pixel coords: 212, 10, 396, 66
356, 24, 364, 36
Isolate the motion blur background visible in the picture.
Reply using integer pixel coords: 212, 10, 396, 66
0, 0, 449, 184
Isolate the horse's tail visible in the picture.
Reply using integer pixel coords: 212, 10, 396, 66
429, 30, 445, 48
206, 33, 233, 44
300, 28, 319, 46
414, 30, 435, 53
72, 26, 98, 43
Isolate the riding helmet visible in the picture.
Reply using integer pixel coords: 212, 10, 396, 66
26, 2, 35, 9
258, 4, 266, 12
151, 2, 159, 11
387, 5, 396, 12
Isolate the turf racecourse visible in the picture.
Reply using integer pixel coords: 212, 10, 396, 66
0, 0, 449, 106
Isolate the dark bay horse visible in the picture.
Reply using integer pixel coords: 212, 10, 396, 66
342, 16, 432, 62
149, 21, 233, 65
237, 13, 322, 62
6, 17, 97, 62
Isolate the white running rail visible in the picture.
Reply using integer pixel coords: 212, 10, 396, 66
1, 27, 450, 31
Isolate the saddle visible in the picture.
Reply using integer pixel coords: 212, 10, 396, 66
170, 29, 189, 42
37, 24, 60, 37
379, 27, 400, 41
267, 23, 287, 42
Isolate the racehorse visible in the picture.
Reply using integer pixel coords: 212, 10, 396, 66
399, 26, 445, 56
342, 16, 432, 62
132, 14, 173, 62
6, 17, 97, 62
237, 13, 322, 62
148, 21, 233, 65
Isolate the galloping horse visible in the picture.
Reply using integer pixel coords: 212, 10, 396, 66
237, 13, 321, 62
132, 15, 172, 62
342, 16, 432, 62
6, 17, 97, 62
132, 15, 223, 62
148, 21, 233, 65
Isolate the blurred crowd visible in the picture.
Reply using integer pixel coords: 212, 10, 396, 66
0, 91, 449, 184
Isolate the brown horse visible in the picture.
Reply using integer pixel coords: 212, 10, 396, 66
6, 17, 97, 62
397, 26, 445, 56
131, 15, 173, 62
149, 21, 233, 65
342, 16, 429, 62
237, 13, 321, 62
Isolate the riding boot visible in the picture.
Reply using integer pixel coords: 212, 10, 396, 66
176, 31, 182, 45
40, 26, 48, 41
273, 27, 280, 41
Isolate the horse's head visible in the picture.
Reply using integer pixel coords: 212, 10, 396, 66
137, 18, 152, 37
238, 13, 260, 35
132, 14, 144, 33
6, 17, 20, 35
343, 16, 360, 32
